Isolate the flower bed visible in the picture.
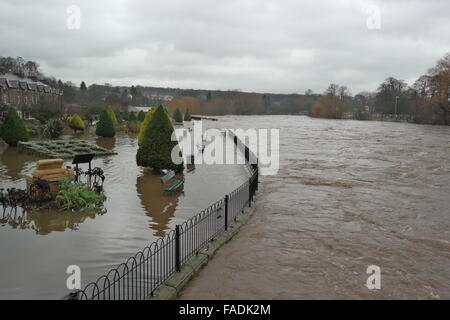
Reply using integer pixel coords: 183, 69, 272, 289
18, 140, 117, 159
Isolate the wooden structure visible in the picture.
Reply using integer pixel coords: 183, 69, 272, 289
26, 159, 74, 196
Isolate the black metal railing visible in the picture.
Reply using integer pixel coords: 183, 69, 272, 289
65, 130, 258, 300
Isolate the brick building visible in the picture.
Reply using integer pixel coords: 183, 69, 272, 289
0, 73, 63, 119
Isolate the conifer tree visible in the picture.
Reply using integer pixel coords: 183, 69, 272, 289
0, 107, 29, 146
96, 109, 116, 137
136, 105, 183, 173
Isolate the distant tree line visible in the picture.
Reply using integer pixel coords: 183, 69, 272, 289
2, 52, 448, 125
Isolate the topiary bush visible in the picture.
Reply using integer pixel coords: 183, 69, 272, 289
184, 108, 192, 121
0, 107, 29, 146
106, 107, 119, 127
137, 110, 145, 122
173, 108, 183, 123
69, 114, 85, 133
138, 108, 157, 146
96, 109, 116, 137
128, 112, 137, 122
136, 105, 183, 173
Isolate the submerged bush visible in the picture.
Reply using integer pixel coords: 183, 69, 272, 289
0, 107, 29, 146
106, 107, 119, 127
138, 108, 156, 146
43, 119, 64, 139
55, 178, 106, 211
137, 110, 145, 122
96, 109, 116, 137
69, 114, 85, 133
128, 112, 137, 122
127, 120, 140, 133
184, 108, 192, 121
173, 108, 183, 123
136, 105, 183, 173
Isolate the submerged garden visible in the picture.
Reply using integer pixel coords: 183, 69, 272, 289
0, 104, 189, 212
0, 105, 248, 299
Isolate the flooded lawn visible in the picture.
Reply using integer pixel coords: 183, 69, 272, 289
0, 124, 248, 299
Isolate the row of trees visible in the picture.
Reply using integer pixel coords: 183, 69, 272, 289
3, 52, 447, 125
308, 53, 449, 124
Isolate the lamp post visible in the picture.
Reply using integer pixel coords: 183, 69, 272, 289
395, 96, 399, 119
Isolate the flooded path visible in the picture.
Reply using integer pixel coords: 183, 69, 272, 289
180, 116, 450, 299
0, 124, 248, 299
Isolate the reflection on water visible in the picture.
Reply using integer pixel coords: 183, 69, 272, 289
0, 125, 248, 299
95, 137, 116, 151
0, 147, 37, 181
1, 207, 106, 235
136, 173, 182, 237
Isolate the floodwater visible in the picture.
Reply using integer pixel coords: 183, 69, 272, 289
180, 115, 450, 300
0, 122, 248, 299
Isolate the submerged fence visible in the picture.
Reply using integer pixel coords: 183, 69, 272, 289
64, 130, 258, 300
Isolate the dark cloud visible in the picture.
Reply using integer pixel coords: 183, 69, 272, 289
1, 0, 449, 94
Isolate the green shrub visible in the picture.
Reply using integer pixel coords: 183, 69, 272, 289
173, 108, 183, 123
26, 124, 39, 137
96, 109, 116, 137
137, 110, 145, 122
31, 102, 62, 123
128, 112, 137, 121
0, 107, 29, 146
43, 119, 64, 139
138, 108, 157, 146
184, 108, 192, 121
56, 178, 106, 211
69, 114, 85, 133
121, 110, 129, 121
106, 107, 119, 127
127, 120, 140, 133
136, 105, 183, 173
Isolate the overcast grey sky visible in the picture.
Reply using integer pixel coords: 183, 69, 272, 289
1, 0, 449, 94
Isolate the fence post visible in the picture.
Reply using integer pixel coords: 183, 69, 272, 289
175, 225, 181, 272
224, 195, 229, 231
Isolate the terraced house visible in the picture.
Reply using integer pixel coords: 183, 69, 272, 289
0, 73, 63, 119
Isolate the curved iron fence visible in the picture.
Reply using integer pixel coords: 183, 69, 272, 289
64, 130, 258, 300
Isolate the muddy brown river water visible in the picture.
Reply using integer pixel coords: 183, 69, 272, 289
180, 115, 450, 300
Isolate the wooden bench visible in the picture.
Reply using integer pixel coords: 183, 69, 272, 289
160, 170, 184, 192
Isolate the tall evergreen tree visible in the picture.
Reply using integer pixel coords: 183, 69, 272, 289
0, 107, 29, 146
96, 109, 116, 137
80, 81, 87, 91
136, 105, 183, 173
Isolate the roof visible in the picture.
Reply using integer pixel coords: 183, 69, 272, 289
0, 73, 59, 94
128, 106, 154, 112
